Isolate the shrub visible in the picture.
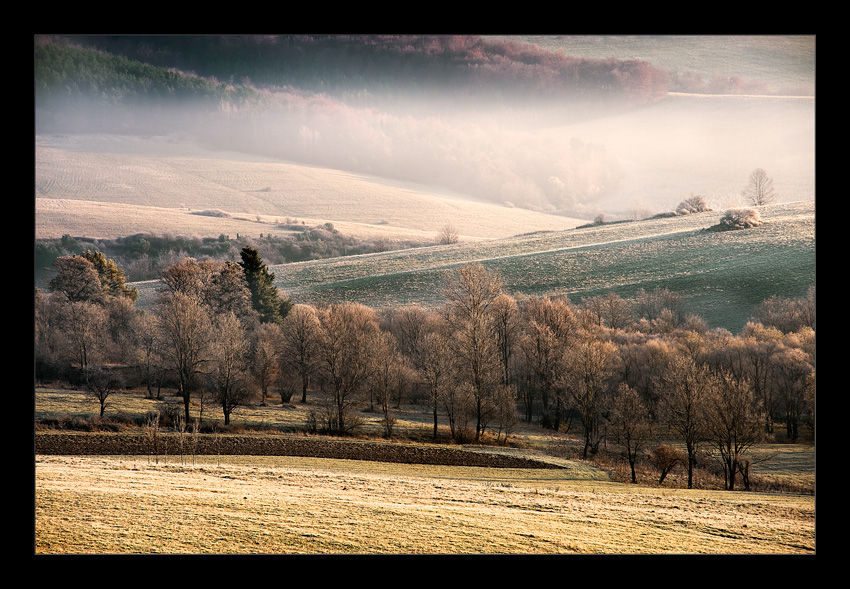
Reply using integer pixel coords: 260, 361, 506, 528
676, 195, 710, 215
651, 445, 684, 485
715, 208, 763, 230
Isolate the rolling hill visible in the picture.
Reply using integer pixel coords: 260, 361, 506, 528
35, 134, 587, 242
130, 200, 814, 333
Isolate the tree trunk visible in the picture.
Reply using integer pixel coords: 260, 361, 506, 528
433, 405, 439, 439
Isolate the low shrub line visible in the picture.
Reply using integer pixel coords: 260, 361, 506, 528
35, 431, 564, 470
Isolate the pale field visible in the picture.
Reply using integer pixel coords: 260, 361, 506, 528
35, 454, 814, 555
34, 134, 585, 242
35, 387, 816, 554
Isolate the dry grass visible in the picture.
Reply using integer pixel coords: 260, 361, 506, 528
35, 387, 816, 554
35, 454, 814, 554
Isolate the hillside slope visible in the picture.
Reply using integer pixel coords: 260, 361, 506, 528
35, 134, 586, 241
130, 201, 813, 333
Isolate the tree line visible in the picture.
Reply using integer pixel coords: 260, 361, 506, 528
35, 225, 430, 287
35, 250, 814, 491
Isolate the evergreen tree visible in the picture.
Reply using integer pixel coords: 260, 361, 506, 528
81, 250, 138, 302
238, 247, 291, 324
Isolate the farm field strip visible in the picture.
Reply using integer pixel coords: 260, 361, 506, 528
35, 455, 815, 554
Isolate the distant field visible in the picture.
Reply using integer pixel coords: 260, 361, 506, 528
35, 134, 586, 242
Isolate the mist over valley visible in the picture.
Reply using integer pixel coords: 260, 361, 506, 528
35, 35, 815, 329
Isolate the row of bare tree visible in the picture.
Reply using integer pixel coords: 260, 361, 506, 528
35, 254, 814, 490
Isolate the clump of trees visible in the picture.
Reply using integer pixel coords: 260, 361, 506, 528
36, 253, 815, 490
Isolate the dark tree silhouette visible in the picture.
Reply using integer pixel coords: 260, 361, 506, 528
239, 247, 291, 324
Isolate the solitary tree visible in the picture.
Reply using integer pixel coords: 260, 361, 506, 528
438, 223, 459, 245
83, 366, 122, 417
742, 168, 776, 206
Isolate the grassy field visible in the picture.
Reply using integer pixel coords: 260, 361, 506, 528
35, 453, 814, 554
35, 386, 815, 554
262, 201, 813, 333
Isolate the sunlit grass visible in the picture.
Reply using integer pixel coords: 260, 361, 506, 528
35, 454, 815, 554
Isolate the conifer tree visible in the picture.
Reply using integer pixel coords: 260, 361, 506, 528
81, 250, 138, 302
238, 247, 291, 324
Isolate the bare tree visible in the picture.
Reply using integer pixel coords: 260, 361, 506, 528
105, 295, 142, 365
704, 371, 766, 490
279, 304, 322, 403
491, 384, 520, 445
742, 168, 776, 206
438, 223, 459, 245
209, 312, 252, 426
57, 299, 108, 370
316, 303, 381, 435
770, 346, 814, 442
161, 258, 256, 322
563, 336, 619, 459
369, 331, 408, 438
582, 292, 634, 330
154, 291, 213, 425
137, 312, 168, 399
610, 382, 653, 483
490, 293, 520, 387
443, 264, 505, 441
656, 354, 714, 488
440, 381, 476, 443
250, 323, 281, 406
650, 445, 684, 485
419, 327, 454, 439
83, 366, 123, 418
517, 295, 577, 427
